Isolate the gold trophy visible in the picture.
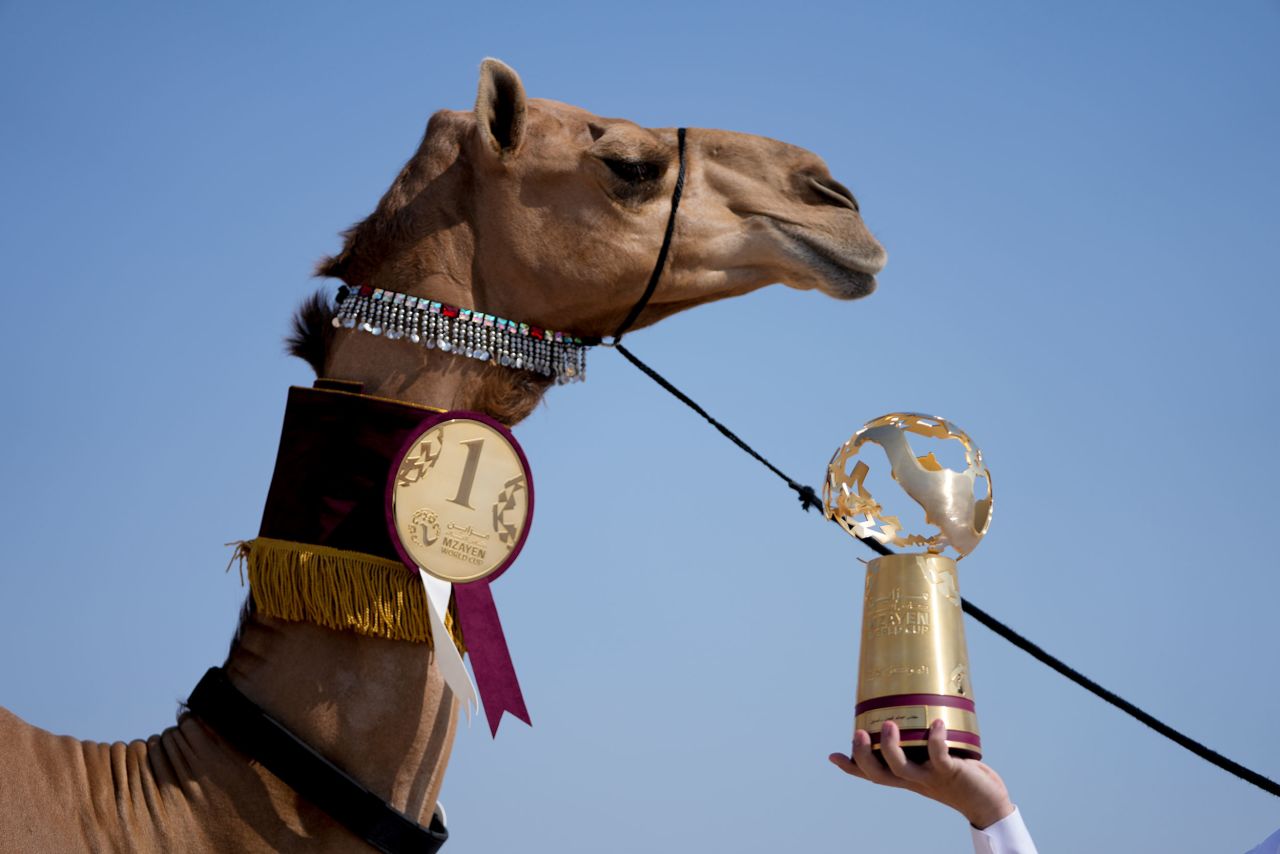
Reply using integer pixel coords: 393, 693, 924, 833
823, 414, 992, 760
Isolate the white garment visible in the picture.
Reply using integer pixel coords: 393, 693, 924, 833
969, 810, 1280, 854
1246, 827, 1280, 854
969, 807, 1038, 854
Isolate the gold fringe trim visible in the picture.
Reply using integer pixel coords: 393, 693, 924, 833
233, 537, 465, 651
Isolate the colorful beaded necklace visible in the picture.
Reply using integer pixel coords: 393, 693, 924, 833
332, 284, 592, 384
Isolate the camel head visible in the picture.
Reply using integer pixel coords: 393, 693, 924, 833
317, 59, 886, 343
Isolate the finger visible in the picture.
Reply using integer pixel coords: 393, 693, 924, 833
926, 718, 958, 773
851, 729, 904, 787
827, 752, 866, 778
880, 721, 928, 784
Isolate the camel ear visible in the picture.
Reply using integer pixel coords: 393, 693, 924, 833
475, 58, 527, 157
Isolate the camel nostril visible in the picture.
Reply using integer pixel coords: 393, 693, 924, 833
808, 176, 859, 212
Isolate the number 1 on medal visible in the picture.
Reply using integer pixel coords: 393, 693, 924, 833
449, 438, 485, 509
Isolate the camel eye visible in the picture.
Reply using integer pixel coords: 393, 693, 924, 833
602, 157, 664, 184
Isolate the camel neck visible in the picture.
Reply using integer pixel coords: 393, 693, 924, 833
324, 324, 551, 425
221, 612, 456, 831
328, 332, 501, 410
198, 384, 461, 837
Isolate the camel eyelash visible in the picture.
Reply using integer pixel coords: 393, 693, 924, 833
602, 157, 664, 184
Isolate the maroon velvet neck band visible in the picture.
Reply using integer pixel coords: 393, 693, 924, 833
257, 381, 446, 563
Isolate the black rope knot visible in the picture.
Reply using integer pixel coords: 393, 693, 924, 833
794, 483, 823, 513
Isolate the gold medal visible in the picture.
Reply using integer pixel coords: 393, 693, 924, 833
388, 413, 533, 584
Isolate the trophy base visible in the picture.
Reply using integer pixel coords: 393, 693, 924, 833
855, 693, 982, 763
867, 727, 982, 763
870, 742, 983, 764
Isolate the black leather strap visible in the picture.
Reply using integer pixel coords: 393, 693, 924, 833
606, 126, 688, 344
187, 667, 448, 853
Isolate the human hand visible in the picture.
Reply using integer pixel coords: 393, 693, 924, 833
828, 718, 1014, 830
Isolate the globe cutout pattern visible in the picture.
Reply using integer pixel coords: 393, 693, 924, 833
823, 413, 992, 559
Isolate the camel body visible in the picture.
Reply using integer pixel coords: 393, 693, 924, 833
0, 59, 885, 852
1, 614, 453, 852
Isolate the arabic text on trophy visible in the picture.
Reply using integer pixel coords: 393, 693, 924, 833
823, 414, 992, 761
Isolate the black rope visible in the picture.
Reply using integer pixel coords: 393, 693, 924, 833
613, 342, 1280, 799
959, 599, 1280, 797
616, 342, 889, 554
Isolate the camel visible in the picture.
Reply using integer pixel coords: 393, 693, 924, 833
0, 59, 885, 852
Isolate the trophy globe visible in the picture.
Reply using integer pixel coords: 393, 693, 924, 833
823, 413, 992, 760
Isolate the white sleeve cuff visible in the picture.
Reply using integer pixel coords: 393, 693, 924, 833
970, 806, 1038, 854
1245, 827, 1280, 854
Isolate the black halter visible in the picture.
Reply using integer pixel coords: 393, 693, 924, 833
589, 126, 688, 346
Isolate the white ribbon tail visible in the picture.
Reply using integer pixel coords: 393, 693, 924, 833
418, 568, 478, 720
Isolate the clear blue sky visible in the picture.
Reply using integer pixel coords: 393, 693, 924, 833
2, 2, 1278, 851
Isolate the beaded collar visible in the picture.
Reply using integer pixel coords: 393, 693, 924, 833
332, 284, 592, 384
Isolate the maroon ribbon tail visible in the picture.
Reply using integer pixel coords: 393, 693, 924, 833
453, 579, 530, 736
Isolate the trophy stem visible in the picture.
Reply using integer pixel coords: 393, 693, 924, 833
855, 553, 981, 761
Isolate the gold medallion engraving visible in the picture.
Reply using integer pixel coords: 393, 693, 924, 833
409, 509, 441, 547
397, 427, 445, 487
390, 417, 531, 583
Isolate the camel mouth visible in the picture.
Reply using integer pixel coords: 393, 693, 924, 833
777, 223, 884, 300
832, 268, 878, 299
